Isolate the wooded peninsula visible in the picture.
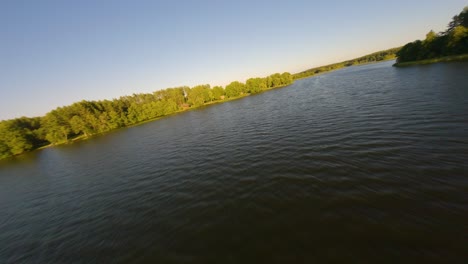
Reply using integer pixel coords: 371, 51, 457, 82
1, 6, 467, 160
0, 49, 400, 160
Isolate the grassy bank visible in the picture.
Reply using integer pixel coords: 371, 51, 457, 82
393, 54, 468, 67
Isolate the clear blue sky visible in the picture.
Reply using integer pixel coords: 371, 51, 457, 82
1, 0, 466, 120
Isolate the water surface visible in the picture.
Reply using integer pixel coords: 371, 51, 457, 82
1, 61, 468, 263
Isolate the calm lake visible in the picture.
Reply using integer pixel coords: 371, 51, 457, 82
1, 61, 467, 263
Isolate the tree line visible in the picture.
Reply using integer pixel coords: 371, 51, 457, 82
396, 7, 468, 63
293, 47, 401, 80
0, 73, 293, 159
3, 37, 433, 161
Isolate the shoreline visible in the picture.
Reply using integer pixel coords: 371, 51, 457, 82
293, 57, 397, 81
0, 57, 404, 162
1, 52, 401, 161
393, 54, 468, 67
6, 84, 294, 159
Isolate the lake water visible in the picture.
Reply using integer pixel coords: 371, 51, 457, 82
1, 61, 467, 263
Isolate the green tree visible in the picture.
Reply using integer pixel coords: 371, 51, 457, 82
396, 40, 423, 62
0, 120, 34, 155
41, 110, 72, 144
425, 30, 437, 42
188, 84, 211, 107
70, 115, 91, 136
281, 72, 293, 85
447, 25, 468, 53
0, 140, 10, 159
246, 78, 267, 94
225, 81, 245, 98
212, 86, 225, 100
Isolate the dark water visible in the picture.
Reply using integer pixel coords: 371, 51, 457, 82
1, 61, 468, 263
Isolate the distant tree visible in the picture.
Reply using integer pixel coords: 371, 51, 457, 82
246, 77, 267, 94
162, 87, 186, 107
225, 81, 245, 98
444, 8, 468, 34
0, 140, 10, 159
425, 30, 437, 42
41, 110, 72, 144
462, 6, 468, 27
70, 115, 91, 136
280, 72, 293, 85
447, 25, 468, 54
0, 119, 34, 155
269, 73, 282, 87
396, 40, 423, 62
188, 84, 211, 107
212, 86, 225, 100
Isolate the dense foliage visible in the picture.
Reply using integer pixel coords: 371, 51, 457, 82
293, 47, 400, 80
396, 7, 468, 63
0, 73, 293, 159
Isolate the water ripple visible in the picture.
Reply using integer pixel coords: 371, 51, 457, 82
1, 61, 468, 263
